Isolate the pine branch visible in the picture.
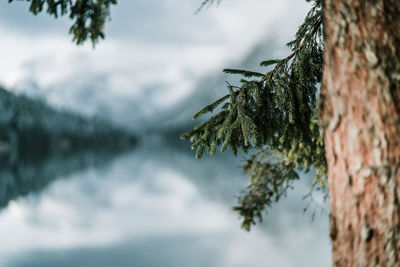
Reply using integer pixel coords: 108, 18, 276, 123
196, 0, 221, 13
223, 69, 265, 78
234, 152, 299, 231
193, 94, 231, 120
183, 0, 326, 228
8, 0, 117, 45
260, 15, 323, 83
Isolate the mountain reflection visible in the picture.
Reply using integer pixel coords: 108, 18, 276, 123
0, 148, 131, 212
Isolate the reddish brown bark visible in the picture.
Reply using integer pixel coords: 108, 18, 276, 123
321, 0, 400, 266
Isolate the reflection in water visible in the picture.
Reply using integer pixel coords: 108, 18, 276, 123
0, 143, 331, 267
0, 149, 128, 211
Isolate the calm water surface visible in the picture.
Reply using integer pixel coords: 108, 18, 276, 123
0, 142, 331, 267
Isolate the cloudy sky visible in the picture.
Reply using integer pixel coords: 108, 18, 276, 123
0, 0, 310, 129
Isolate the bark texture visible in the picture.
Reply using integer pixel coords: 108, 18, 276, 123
321, 0, 400, 266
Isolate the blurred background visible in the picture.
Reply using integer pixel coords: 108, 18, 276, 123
0, 0, 330, 266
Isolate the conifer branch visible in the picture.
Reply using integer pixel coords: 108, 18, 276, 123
260, 15, 323, 83
196, 0, 221, 13
234, 152, 299, 231
183, 0, 326, 228
8, 0, 117, 45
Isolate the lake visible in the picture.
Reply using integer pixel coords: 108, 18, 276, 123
0, 141, 330, 267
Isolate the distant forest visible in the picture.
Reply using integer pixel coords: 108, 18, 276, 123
0, 86, 136, 158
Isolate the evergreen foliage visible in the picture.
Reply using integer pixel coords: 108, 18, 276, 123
182, 0, 326, 230
8, 0, 117, 45
0, 86, 136, 154
233, 151, 300, 231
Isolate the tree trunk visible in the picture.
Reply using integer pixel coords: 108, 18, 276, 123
321, 0, 400, 266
